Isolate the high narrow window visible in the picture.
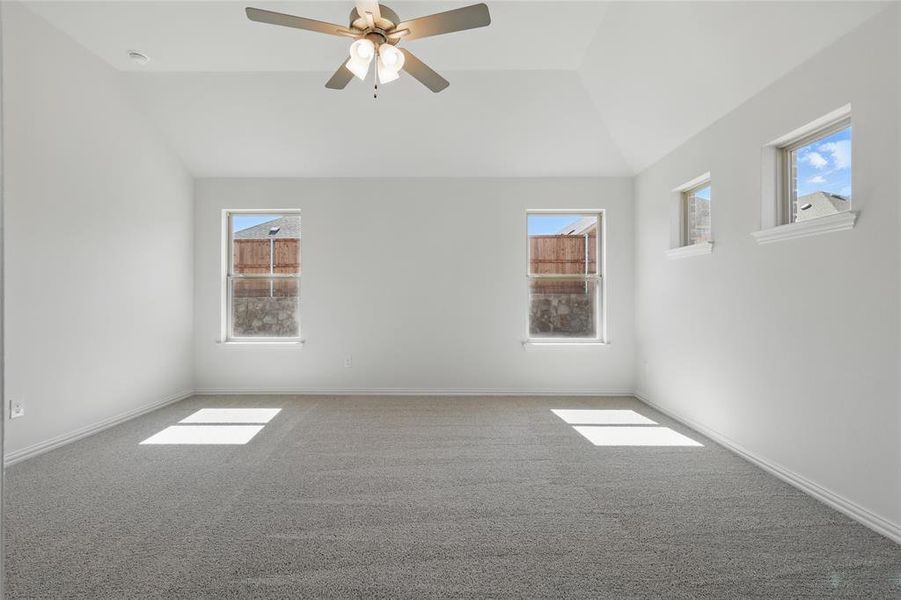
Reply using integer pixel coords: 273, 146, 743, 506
226, 212, 301, 342
682, 181, 711, 245
781, 118, 852, 223
527, 212, 603, 341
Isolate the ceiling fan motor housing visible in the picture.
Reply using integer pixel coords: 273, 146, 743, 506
350, 4, 401, 45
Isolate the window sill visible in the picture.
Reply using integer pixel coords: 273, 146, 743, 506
665, 242, 713, 259
522, 340, 609, 351
752, 211, 857, 244
218, 340, 304, 349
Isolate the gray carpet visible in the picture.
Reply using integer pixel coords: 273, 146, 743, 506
5, 395, 900, 599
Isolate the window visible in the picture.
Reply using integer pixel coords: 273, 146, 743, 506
667, 173, 712, 257
681, 180, 711, 246
781, 117, 851, 224
527, 212, 603, 341
225, 212, 301, 342
754, 106, 855, 244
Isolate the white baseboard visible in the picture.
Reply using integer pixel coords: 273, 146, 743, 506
192, 387, 636, 397
635, 393, 901, 546
3, 387, 632, 465
4, 389, 194, 466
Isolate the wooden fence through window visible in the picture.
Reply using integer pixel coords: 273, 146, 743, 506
529, 232, 598, 294
234, 239, 300, 274
233, 239, 300, 298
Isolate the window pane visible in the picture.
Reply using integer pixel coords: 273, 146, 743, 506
528, 214, 598, 275
791, 125, 851, 222
231, 278, 299, 338
529, 279, 597, 338
685, 185, 711, 245
232, 214, 301, 275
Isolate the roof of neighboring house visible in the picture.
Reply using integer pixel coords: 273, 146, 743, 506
556, 216, 597, 235
796, 191, 850, 222
234, 216, 300, 239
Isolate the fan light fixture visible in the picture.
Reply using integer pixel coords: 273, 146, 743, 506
376, 43, 405, 83
377, 59, 400, 83
346, 38, 375, 79
379, 43, 404, 70
346, 38, 406, 84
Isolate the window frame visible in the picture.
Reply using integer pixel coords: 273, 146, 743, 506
778, 115, 852, 225
525, 210, 606, 345
222, 209, 302, 345
680, 179, 712, 247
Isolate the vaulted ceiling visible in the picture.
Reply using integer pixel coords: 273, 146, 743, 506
20, 0, 889, 177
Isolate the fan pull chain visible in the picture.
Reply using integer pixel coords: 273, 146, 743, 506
373, 55, 379, 99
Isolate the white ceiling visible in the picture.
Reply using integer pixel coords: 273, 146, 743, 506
17, 1, 890, 177
577, 1, 888, 172
122, 69, 630, 177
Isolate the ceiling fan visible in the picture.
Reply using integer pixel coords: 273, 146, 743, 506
245, 1, 491, 94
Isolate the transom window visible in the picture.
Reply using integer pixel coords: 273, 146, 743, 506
527, 212, 603, 341
782, 117, 852, 223
225, 211, 301, 342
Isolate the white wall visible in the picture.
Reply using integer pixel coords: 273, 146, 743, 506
2, 3, 194, 456
0, 3, 6, 594
634, 9, 901, 535
195, 178, 635, 394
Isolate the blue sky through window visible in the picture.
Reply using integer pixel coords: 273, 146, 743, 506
233, 214, 281, 233
795, 126, 852, 198
528, 214, 583, 235
693, 185, 711, 201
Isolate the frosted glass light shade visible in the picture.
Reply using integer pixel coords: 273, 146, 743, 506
377, 58, 400, 83
378, 44, 405, 71
350, 38, 375, 61
346, 56, 372, 80
346, 39, 375, 80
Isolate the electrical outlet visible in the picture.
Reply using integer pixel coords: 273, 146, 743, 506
10, 399, 24, 419
343, 355, 352, 368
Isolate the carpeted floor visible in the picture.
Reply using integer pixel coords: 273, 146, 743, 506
5, 395, 901, 599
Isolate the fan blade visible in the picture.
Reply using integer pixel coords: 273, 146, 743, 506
325, 60, 355, 90
336, 27, 362, 39
395, 3, 490, 41
355, 1, 381, 22
386, 28, 409, 40
400, 49, 449, 93
246, 7, 350, 38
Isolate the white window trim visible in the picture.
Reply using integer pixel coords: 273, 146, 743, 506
665, 241, 713, 259
751, 211, 857, 245
522, 340, 609, 350
757, 104, 855, 242
669, 172, 713, 256
220, 209, 303, 345
523, 209, 607, 347
217, 340, 304, 348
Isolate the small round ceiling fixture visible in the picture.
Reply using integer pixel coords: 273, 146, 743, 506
127, 50, 150, 65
